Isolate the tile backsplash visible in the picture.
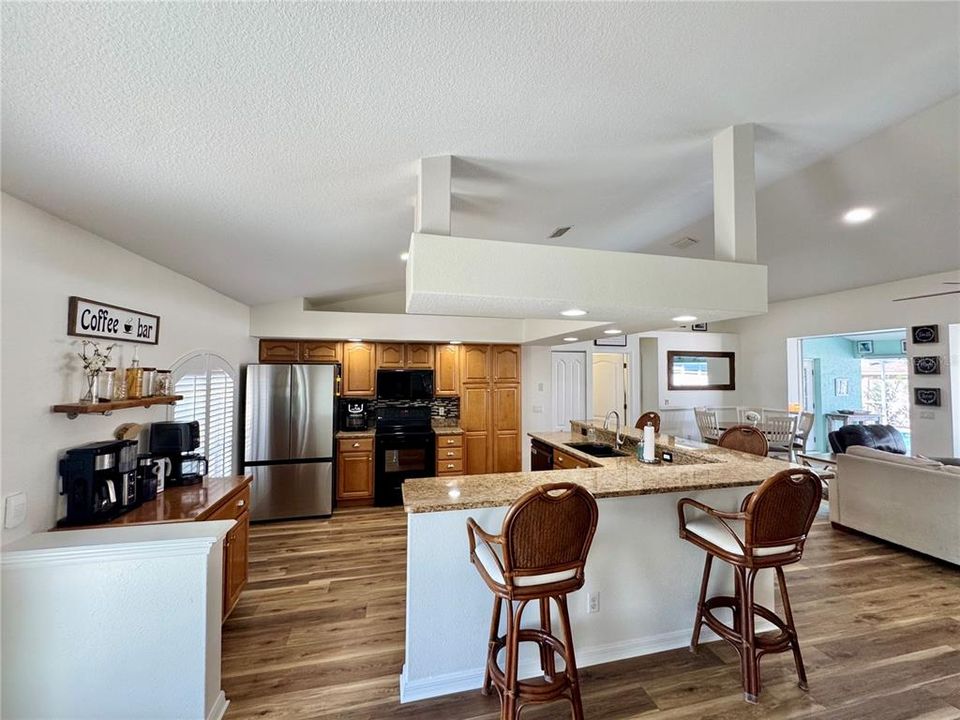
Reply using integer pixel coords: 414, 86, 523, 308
372, 396, 460, 421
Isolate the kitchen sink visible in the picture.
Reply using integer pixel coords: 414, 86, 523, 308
565, 441, 630, 458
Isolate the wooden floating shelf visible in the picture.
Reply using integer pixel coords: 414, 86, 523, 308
53, 395, 183, 419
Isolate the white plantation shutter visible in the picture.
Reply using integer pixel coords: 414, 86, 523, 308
170, 352, 237, 477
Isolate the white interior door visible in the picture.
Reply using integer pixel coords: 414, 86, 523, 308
802, 358, 818, 449
551, 352, 586, 431
593, 353, 628, 424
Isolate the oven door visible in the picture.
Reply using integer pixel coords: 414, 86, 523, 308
375, 433, 436, 506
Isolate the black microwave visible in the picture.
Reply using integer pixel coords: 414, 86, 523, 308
376, 370, 434, 400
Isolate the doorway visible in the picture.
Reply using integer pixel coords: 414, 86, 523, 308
593, 352, 629, 424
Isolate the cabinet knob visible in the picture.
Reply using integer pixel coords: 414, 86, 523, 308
352, 442, 360, 448
237, 499, 245, 508
447, 464, 455, 469
446, 451, 454, 457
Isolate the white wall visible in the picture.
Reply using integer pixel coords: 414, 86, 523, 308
1, 194, 255, 544
520, 346, 552, 471
715, 271, 960, 457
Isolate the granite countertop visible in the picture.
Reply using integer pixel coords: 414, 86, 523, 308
433, 425, 463, 435
402, 422, 797, 513
336, 429, 376, 439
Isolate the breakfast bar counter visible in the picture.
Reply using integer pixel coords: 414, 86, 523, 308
399, 423, 795, 703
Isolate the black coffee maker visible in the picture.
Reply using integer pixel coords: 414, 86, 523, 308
58, 439, 139, 527
148, 421, 207, 486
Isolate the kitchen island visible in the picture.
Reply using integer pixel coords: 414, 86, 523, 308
400, 423, 796, 702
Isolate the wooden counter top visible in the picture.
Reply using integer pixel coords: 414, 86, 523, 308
105, 475, 252, 526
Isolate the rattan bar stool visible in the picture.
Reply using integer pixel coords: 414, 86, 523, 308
677, 468, 822, 704
467, 483, 599, 720
718, 425, 769, 457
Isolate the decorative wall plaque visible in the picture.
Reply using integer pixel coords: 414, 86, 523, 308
914, 388, 941, 407
911, 325, 939, 344
913, 356, 941, 375
68, 296, 160, 345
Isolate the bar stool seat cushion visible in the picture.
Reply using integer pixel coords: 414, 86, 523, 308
474, 538, 578, 587
685, 518, 796, 558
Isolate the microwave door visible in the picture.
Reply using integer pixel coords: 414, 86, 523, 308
244, 364, 292, 463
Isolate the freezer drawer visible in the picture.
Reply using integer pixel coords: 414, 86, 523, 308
248, 461, 333, 521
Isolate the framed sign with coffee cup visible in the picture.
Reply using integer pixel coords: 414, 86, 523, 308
68, 297, 160, 345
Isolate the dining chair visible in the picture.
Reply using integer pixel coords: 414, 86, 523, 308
635, 411, 661, 432
694, 408, 721, 444
765, 413, 799, 460
737, 407, 763, 426
793, 412, 815, 454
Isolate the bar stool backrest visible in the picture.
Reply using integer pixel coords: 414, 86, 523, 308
743, 469, 822, 556
718, 425, 769, 457
635, 411, 661, 432
502, 483, 598, 585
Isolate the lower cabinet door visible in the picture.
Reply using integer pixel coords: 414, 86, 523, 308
223, 510, 250, 619
337, 452, 374, 502
463, 432, 489, 475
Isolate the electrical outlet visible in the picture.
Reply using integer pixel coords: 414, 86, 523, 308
663, 399, 670, 406
537, 382, 545, 392
532, 405, 543, 414
4, 492, 26, 529
438, 407, 446, 417
587, 591, 600, 614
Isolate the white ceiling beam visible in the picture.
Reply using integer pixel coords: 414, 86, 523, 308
415, 155, 452, 235
713, 124, 757, 264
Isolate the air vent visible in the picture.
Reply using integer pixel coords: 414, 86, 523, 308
670, 236, 699, 250
548, 226, 572, 239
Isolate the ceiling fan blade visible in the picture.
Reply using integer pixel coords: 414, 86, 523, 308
893, 290, 960, 302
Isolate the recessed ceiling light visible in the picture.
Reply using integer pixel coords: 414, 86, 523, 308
400, 252, 410, 261
604, 329, 623, 335
842, 207, 875, 224
348, 338, 363, 342
561, 309, 587, 317
563, 337, 579, 342
672, 315, 697, 323
449, 340, 461, 345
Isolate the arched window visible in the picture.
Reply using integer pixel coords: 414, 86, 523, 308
169, 352, 237, 477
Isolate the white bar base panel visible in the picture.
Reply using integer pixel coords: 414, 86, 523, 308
402, 489, 776, 703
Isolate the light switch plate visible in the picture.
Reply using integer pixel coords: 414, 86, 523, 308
4, 492, 27, 529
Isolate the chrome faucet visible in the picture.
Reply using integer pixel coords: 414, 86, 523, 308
602, 410, 623, 448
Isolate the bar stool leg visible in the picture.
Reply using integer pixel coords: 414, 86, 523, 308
557, 594, 585, 720
482, 595, 503, 696
741, 568, 761, 704
690, 554, 713, 652
539, 596, 557, 681
776, 566, 808, 691
502, 600, 524, 720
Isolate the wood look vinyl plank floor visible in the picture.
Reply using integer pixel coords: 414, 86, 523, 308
222, 506, 960, 719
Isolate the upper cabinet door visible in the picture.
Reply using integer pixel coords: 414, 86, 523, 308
493, 346, 521, 383
460, 345, 491, 384
434, 345, 460, 396
260, 340, 299, 363
342, 342, 376, 396
300, 341, 341, 363
376, 343, 405, 369
405, 344, 434, 369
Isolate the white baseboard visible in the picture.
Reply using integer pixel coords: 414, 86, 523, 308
206, 691, 229, 720
399, 625, 732, 703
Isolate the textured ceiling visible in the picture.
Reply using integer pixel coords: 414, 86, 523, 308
3, 2, 958, 306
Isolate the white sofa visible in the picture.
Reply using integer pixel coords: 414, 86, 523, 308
830, 446, 960, 565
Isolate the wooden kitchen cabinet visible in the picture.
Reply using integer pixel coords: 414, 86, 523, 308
459, 345, 522, 475
405, 344, 434, 369
342, 342, 376, 396
259, 339, 300, 363
223, 511, 250, 616
553, 448, 593, 470
337, 438, 374, 506
376, 343, 406, 369
434, 344, 460, 396
300, 340, 341, 363
461, 345, 492, 384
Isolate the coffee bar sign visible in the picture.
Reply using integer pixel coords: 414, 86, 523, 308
68, 297, 160, 345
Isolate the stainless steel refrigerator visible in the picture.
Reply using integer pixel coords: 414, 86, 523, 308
243, 364, 336, 521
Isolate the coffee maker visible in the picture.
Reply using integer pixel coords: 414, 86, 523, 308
339, 398, 370, 431
148, 421, 207, 486
58, 439, 139, 526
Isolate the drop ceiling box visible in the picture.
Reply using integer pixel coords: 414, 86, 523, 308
406, 233, 768, 330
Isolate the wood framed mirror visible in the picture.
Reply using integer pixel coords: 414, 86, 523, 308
667, 351, 736, 391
